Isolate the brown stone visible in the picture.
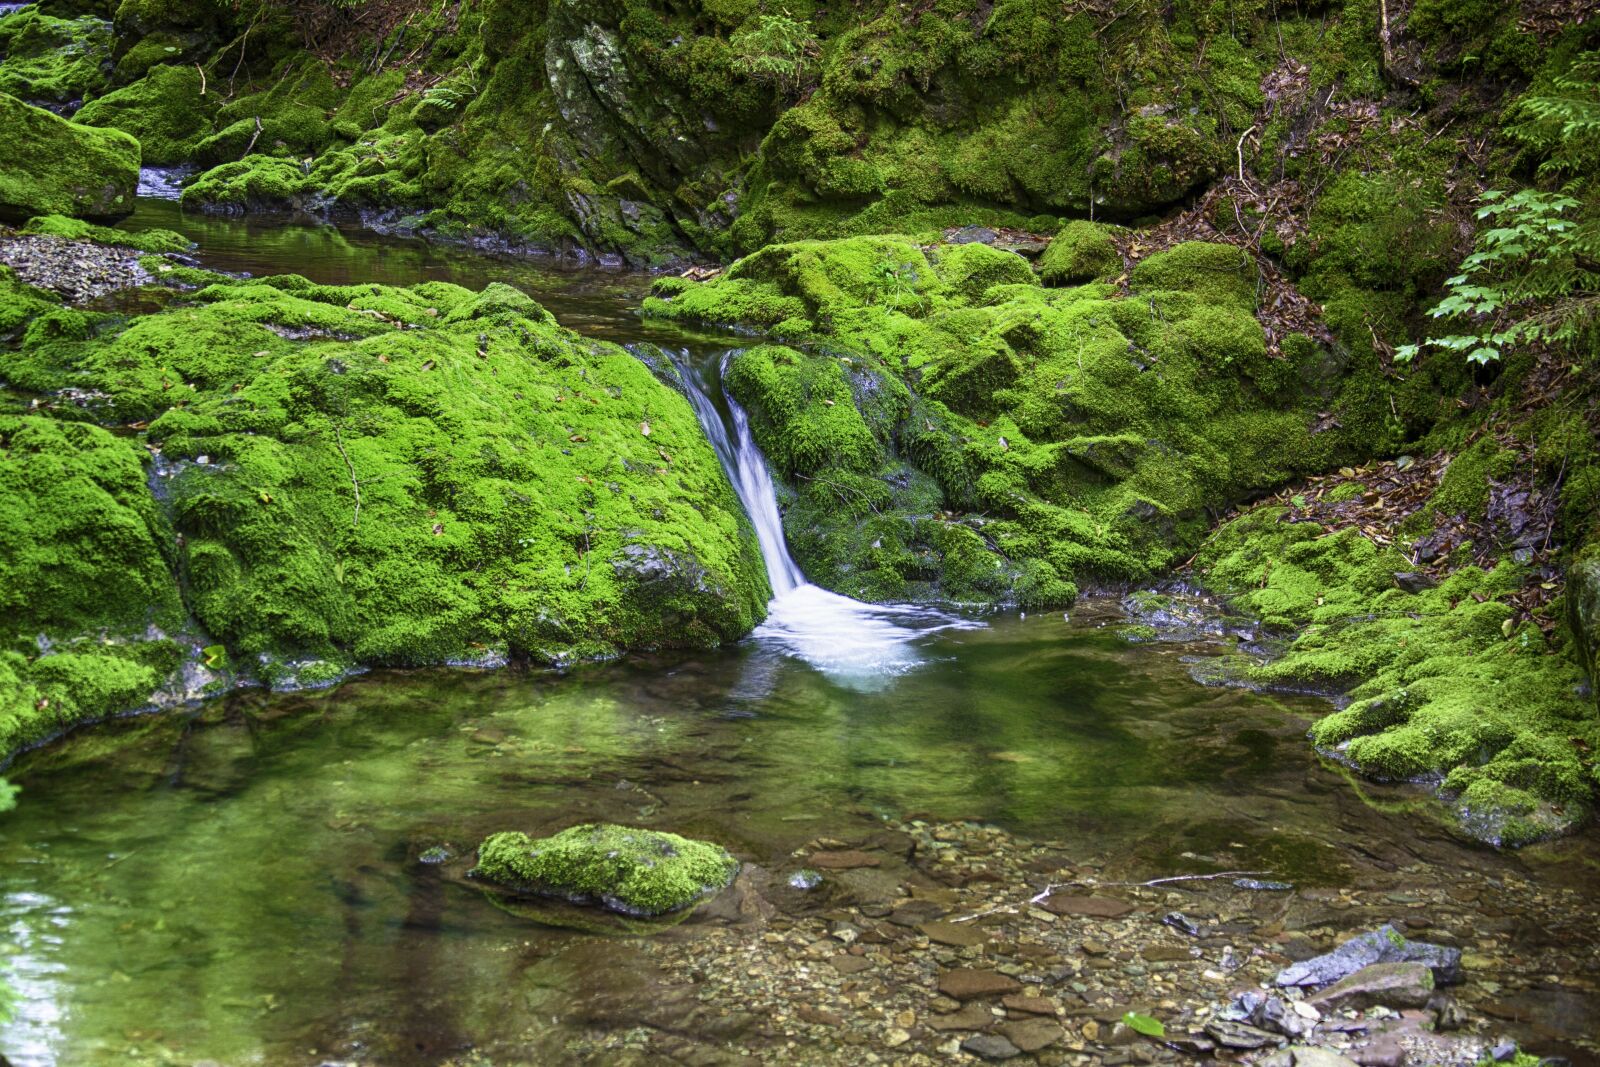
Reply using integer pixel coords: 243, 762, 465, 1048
830, 954, 873, 974
1141, 945, 1192, 962
797, 1005, 845, 1027
1002, 993, 1059, 1016
1041, 894, 1135, 918
938, 968, 1023, 1000
1000, 1017, 1064, 1053
928, 1003, 996, 1031
921, 920, 989, 948
810, 850, 881, 869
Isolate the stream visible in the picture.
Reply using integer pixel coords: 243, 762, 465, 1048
0, 198, 1596, 1066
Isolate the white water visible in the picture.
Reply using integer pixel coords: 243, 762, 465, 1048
675, 351, 978, 687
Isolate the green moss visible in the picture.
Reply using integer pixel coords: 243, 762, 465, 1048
0, 92, 140, 223
0, 9, 113, 106
21, 213, 191, 253
1129, 242, 1256, 311
475, 823, 739, 917
1196, 506, 1598, 844
74, 63, 216, 165
1038, 221, 1121, 286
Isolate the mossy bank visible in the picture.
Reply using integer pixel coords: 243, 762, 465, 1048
0, 253, 768, 762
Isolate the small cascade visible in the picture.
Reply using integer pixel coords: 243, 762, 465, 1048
674, 350, 978, 687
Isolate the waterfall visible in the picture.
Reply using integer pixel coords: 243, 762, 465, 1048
672, 350, 979, 687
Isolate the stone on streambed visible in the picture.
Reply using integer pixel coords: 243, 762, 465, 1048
1307, 962, 1435, 1011
0, 92, 139, 223
1276, 924, 1461, 988
473, 824, 739, 918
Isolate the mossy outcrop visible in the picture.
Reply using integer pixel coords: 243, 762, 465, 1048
475, 823, 739, 917
0, 7, 113, 107
644, 235, 1384, 606
0, 264, 768, 760
1572, 546, 1600, 712
0, 92, 138, 223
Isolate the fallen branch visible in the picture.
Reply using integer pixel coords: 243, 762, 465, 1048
333, 424, 361, 530
241, 116, 263, 159
950, 870, 1272, 923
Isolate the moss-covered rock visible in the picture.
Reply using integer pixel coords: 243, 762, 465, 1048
20, 213, 190, 252
0, 92, 139, 223
1571, 545, 1600, 712
645, 234, 1382, 607
475, 823, 739, 917
74, 62, 215, 165
0, 8, 114, 107
1038, 221, 1121, 286
1194, 506, 1599, 846
5, 270, 767, 698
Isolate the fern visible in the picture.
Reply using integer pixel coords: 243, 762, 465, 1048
730, 14, 820, 99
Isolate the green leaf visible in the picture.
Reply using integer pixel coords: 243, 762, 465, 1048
1122, 1012, 1166, 1038
202, 644, 227, 668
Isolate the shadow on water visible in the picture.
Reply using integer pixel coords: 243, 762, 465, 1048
0, 199, 1592, 1065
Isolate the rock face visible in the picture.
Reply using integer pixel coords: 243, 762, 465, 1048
1570, 546, 1600, 710
474, 824, 740, 917
1276, 925, 1462, 989
0, 92, 139, 222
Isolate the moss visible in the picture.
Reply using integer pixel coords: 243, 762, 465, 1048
21, 213, 190, 252
74, 63, 216, 165
475, 823, 739, 917
0, 92, 140, 223
1129, 242, 1257, 311
1038, 221, 1121, 286
0, 9, 113, 106
181, 156, 310, 213
1196, 506, 1599, 844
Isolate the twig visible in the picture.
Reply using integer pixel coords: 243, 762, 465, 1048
950, 870, 1271, 923
195, 63, 207, 96
241, 116, 263, 159
333, 424, 361, 529
1237, 125, 1258, 183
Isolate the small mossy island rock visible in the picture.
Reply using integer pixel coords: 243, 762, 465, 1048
0, 92, 139, 223
475, 824, 740, 918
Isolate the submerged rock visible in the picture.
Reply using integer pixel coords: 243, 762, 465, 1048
473, 823, 739, 918
1306, 961, 1435, 1011
1275, 924, 1462, 989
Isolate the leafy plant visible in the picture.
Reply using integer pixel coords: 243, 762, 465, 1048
730, 14, 820, 99
1396, 188, 1600, 366
1512, 50, 1600, 180
1122, 1011, 1166, 1038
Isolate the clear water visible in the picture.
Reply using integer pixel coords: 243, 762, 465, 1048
0, 199, 1594, 1066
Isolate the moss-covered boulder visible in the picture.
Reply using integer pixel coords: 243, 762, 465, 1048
475, 824, 739, 917
1038, 221, 1121, 286
644, 234, 1384, 607
74, 62, 216, 165
5, 269, 767, 699
0, 92, 139, 223
0, 8, 114, 107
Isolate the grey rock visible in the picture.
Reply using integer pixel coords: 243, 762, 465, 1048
1275, 924, 1462, 988
1393, 571, 1438, 594
1203, 1019, 1278, 1050
962, 1033, 1022, 1060
1259, 1047, 1362, 1067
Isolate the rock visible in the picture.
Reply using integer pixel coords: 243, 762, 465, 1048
962, 1033, 1022, 1060
0, 93, 140, 223
473, 824, 738, 917
787, 869, 823, 890
1354, 1043, 1405, 1067
809, 849, 880, 869
886, 899, 946, 925
1042, 895, 1135, 918
1393, 571, 1438, 594
1203, 1019, 1278, 1049
883, 1027, 911, 1047
1002, 993, 1058, 1016
928, 1003, 995, 1031
1162, 912, 1201, 936
939, 968, 1024, 1000
921, 920, 989, 947
1141, 945, 1192, 962
999, 1017, 1064, 1052
948, 225, 1000, 246
1275, 925, 1462, 988
1234, 878, 1295, 892
797, 1005, 844, 1027
830, 954, 872, 974
1306, 962, 1435, 1011
1259, 1047, 1362, 1067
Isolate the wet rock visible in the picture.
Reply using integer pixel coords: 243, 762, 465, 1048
928, 1003, 995, 1031
0, 233, 149, 302
962, 1033, 1022, 1060
1275, 925, 1462, 988
1306, 962, 1435, 1011
886, 899, 946, 925
1204, 1018, 1278, 1049
787, 869, 823, 890
1259, 1047, 1361, 1067
921, 920, 989, 947
1354, 1042, 1405, 1067
1162, 912, 1201, 936
1392, 571, 1438, 594
830, 954, 872, 975
1235, 878, 1295, 892
1002, 993, 1058, 1016
1042, 894, 1135, 918
948, 225, 1000, 246
809, 849, 880, 869
999, 1017, 1064, 1052
939, 968, 1024, 1000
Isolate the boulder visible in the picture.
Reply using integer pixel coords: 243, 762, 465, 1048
1569, 545, 1600, 710
0, 92, 139, 222
1275, 924, 1462, 988
474, 824, 739, 917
